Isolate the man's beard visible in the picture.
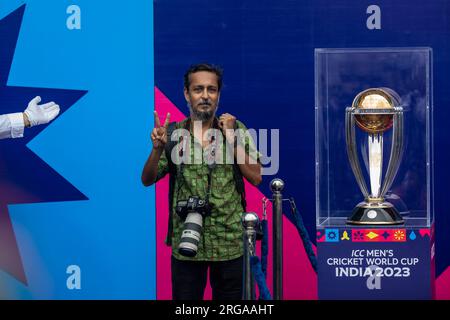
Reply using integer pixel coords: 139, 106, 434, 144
189, 103, 217, 121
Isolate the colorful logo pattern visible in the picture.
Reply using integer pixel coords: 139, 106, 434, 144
317, 229, 424, 243
325, 229, 339, 242
352, 229, 407, 242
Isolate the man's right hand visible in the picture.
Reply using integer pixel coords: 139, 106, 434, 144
151, 111, 170, 150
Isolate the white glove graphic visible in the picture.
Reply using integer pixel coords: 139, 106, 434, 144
24, 96, 60, 127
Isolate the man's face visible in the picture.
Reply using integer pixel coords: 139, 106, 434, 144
184, 71, 220, 122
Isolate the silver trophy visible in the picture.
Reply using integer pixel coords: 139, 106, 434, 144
345, 88, 404, 225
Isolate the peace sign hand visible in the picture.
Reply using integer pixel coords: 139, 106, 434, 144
151, 111, 171, 150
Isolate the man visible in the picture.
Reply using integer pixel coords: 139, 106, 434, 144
0, 96, 60, 139
141, 63, 262, 300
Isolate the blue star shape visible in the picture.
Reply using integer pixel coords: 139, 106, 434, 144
0, 5, 87, 284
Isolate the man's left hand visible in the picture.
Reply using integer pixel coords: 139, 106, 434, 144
219, 113, 237, 143
219, 113, 236, 132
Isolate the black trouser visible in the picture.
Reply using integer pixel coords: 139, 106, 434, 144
171, 255, 243, 300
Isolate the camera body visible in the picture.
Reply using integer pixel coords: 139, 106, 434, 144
175, 196, 211, 221
176, 196, 211, 257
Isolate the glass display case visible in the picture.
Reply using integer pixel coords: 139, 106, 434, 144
315, 47, 433, 228
314, 48, 435, 300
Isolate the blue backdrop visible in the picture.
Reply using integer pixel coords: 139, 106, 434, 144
154, 0, 450, 278
0, 1, 154, 299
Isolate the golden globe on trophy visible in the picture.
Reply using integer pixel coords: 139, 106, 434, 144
345, 88, 404, 225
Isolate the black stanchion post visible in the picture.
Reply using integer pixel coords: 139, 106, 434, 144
242, 212, 259, 300
270, 178, 284, 300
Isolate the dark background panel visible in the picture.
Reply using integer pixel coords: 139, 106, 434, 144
154, 0, 450, 275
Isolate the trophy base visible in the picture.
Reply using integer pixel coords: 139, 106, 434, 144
346, 202, 404, 225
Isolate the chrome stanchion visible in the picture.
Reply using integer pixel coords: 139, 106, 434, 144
270, 178, 284, 300
242, 212, 259, 300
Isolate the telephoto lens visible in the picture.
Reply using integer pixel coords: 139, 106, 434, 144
178, 211, 203, 257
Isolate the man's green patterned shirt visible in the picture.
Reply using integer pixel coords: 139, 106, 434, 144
156, 118, 259, 261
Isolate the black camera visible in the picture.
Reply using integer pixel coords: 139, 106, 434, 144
175, 196, 211, 257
